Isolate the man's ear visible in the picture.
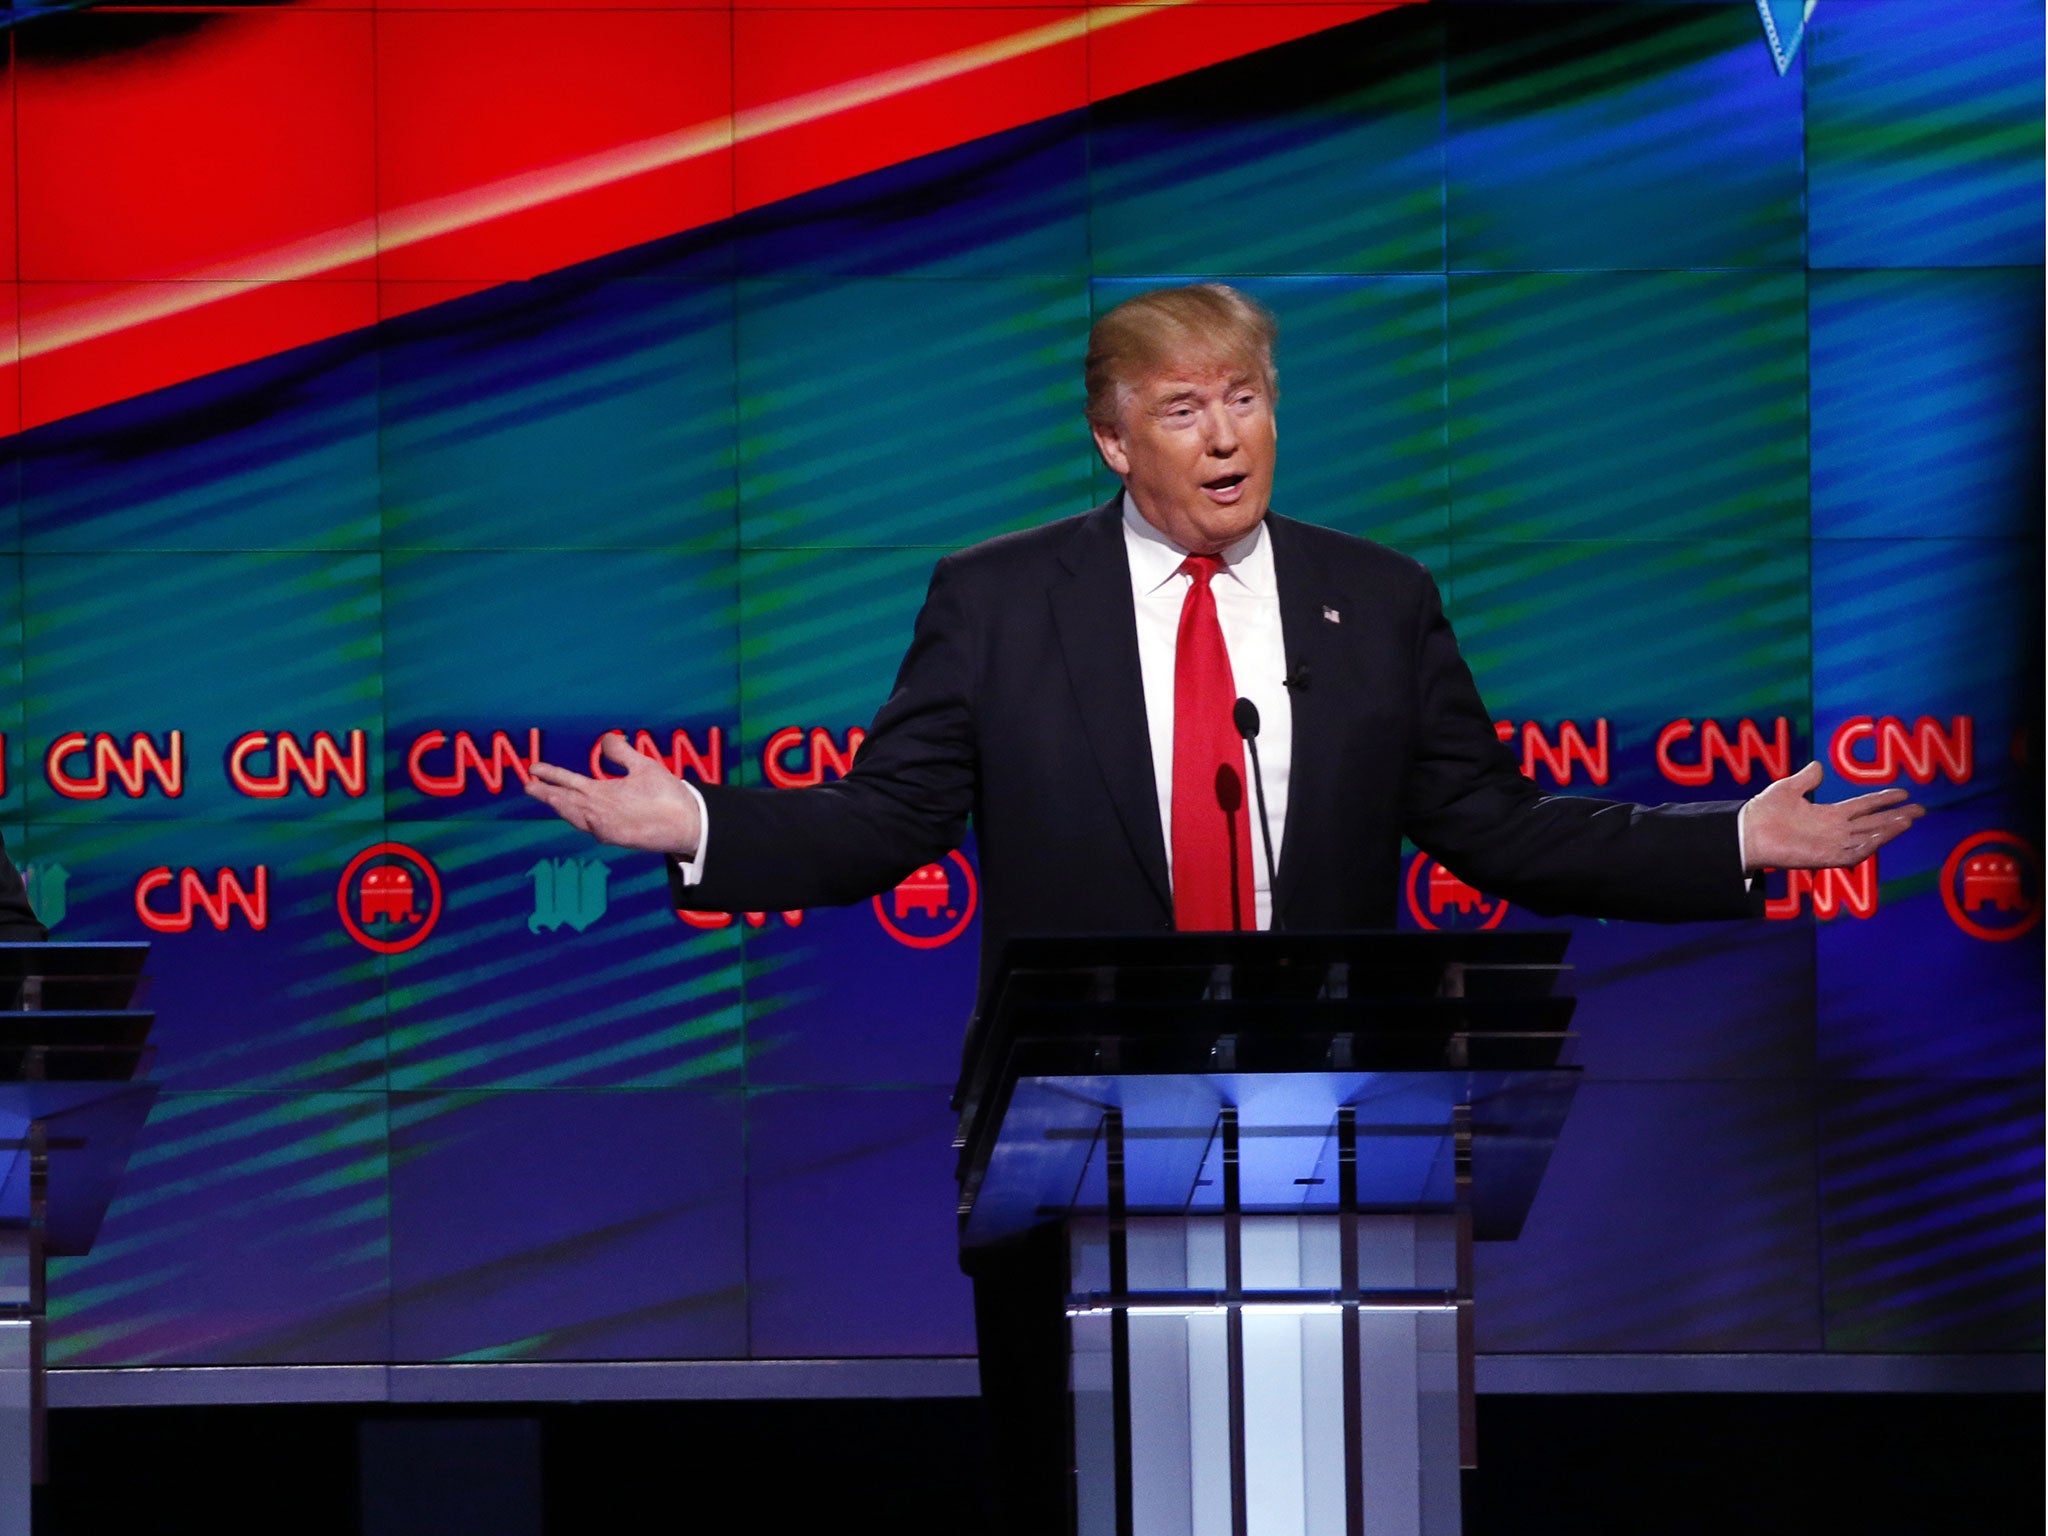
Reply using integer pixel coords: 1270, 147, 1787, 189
1090, 417, 1130, 478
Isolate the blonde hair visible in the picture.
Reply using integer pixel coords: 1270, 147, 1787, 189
1084, 283, 1279, 428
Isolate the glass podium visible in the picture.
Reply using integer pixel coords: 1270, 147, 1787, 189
954, 932, 1580, 1536
1, 943, 157, 1536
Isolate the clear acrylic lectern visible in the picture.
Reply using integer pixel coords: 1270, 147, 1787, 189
1, 943, 157, 1534
953, 931, 1580, 1536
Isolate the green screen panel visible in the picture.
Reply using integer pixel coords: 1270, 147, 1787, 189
734, 277, 1095, 549
1089, 5, 1444, 277
48, 1089, 391, 1367
1807, 0, 2046, 269
1819, 1078, 2044, 1352
18, 346, 380, 554
736, 543, 953, 746
379, 278, 739, 553
380, 818, 745, 1092
385, 1088, 747, 1362
1810, 267, 2045, 541
1452, 537, 1810, 720
1446, 269, 1807, 542
0, 551, 21, 817
1474, 1078, 1823, 1352
19, 550, 385, 822
1447, 1, 1805, 272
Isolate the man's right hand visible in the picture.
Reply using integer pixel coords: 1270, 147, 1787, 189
525, 732, 702, 857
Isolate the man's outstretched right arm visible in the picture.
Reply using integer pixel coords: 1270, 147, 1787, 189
525, 556, 979, 913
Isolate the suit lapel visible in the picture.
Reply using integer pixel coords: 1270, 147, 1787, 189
1051, 500, 1173, 913
1268, 515, 1347, 924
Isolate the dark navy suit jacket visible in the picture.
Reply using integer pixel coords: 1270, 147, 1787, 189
679, 500, 1755, 1055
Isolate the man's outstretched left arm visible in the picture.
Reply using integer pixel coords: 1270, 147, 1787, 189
1400, 573, 1921, 921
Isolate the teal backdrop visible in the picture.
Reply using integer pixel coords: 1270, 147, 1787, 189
0, 0, 2039, 1371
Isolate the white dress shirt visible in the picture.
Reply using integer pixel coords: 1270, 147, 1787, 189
1123, 494, 1290, 931
675, 780, 711, 886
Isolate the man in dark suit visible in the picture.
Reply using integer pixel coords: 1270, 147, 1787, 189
527, 283, 1916, 975
527, 283, 1919, 1530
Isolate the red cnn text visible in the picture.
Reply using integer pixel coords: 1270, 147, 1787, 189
409, 729, 542, 797
1494, 719, 1610, 786
590, 728, 723, 785
763, 726, 865, 789
1656, 718, 1791, 786
135, 866, 270, 932
229, 730, 369, 798
47, 731, 185, 799
1829, 715, 1972, 785
1764, 859, 1878, 922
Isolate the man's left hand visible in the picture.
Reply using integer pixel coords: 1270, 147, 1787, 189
1743, 760, 1924, 872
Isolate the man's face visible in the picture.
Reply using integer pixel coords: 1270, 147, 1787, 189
1091, 357, 1276, 555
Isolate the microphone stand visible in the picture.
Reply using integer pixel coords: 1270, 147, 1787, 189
1232, 697, 1282, 932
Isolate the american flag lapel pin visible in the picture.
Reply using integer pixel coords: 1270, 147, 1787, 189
1323, 605, 1341, 625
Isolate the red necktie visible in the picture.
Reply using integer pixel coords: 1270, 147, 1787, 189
1172, 554, 1256, 931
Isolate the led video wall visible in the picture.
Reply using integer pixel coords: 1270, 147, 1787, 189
0, 0, 2039, 1372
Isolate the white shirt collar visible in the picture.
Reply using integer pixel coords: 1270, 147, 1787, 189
1120, 491, 1274, 598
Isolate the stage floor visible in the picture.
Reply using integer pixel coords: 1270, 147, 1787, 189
31, 1391, 2044, 1535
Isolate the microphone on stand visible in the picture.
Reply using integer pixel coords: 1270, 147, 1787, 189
1232, 697, 1281, 932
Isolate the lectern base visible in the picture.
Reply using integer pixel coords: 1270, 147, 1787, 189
956, 934, 1577, 1536
1069, 1214, 1464, 1536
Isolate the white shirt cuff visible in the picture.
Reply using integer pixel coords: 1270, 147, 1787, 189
1737, 798, 1754, 878
674, 780, 709, 886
